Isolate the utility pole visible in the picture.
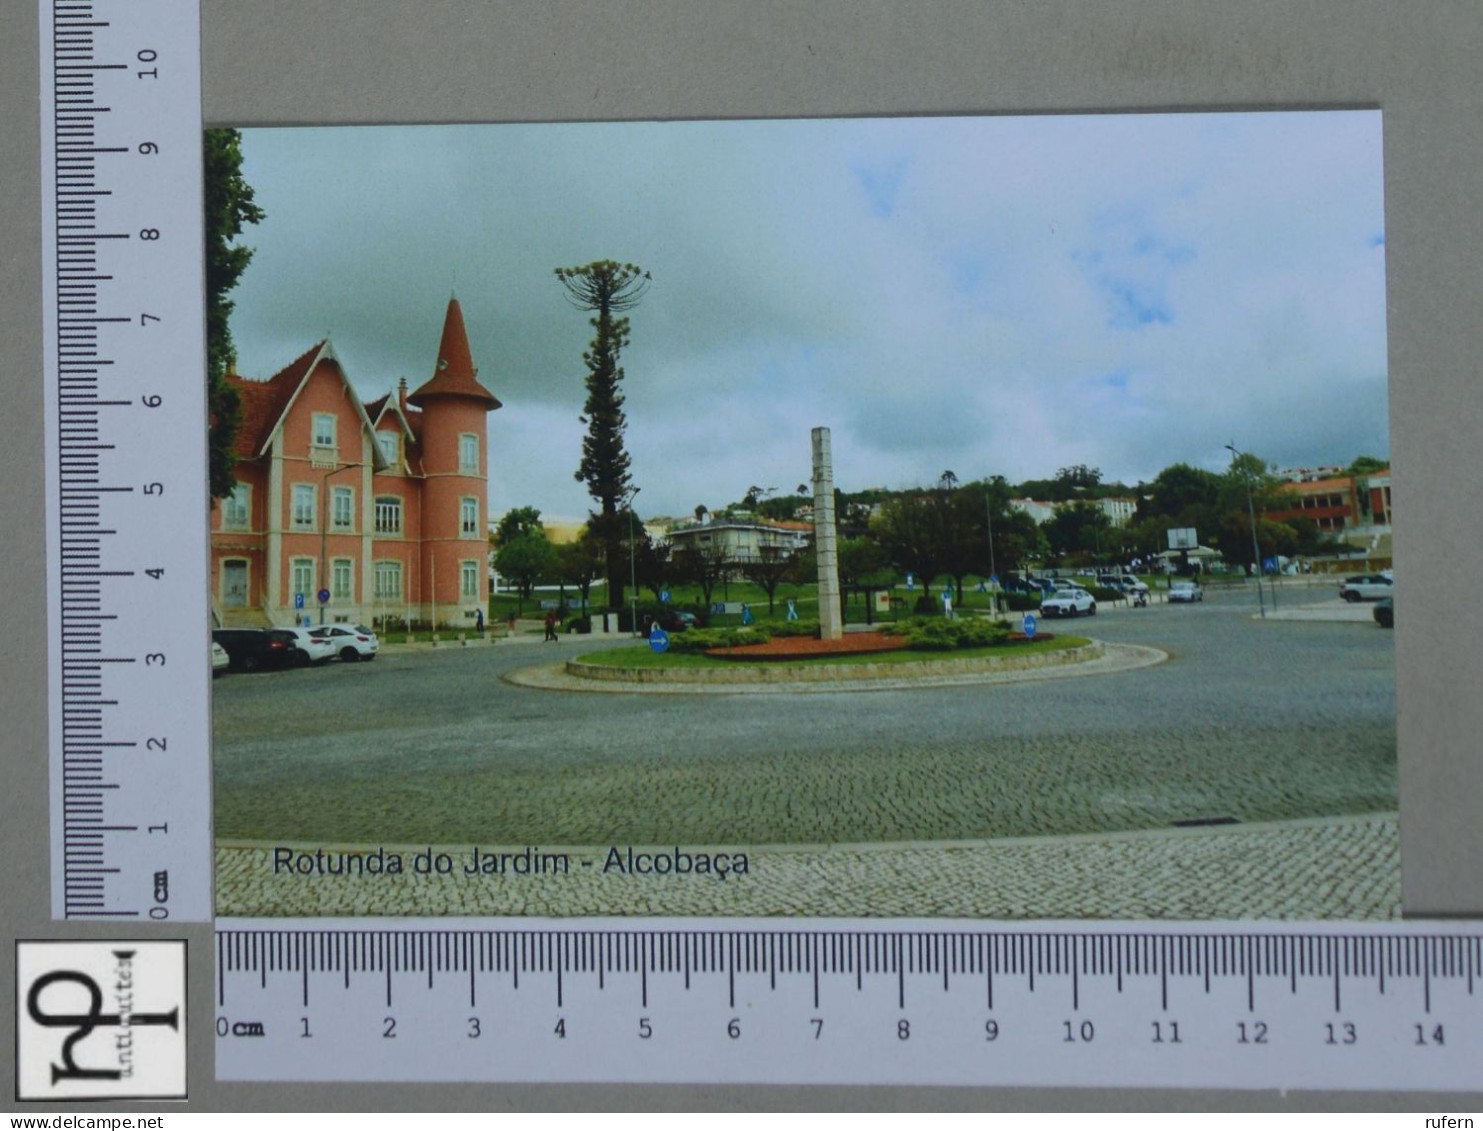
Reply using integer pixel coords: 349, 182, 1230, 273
985, 494, 1000, 618
1225, 443, 1265, 619
319, 462, 364, 626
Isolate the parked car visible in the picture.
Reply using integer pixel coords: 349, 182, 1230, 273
309, 623, 381, 661
211, 640, 230, 675
1118, 576, 1151, 596
276, 626, 338, 665
1168, 580, 1204, 603
212, 627, 297, 672
1040, 587, 1096, 617
1339, 574, 1393, 602
650, 609, 705, 633
1373, 596, 1394, 628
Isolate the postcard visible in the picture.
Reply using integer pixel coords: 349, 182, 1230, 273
205, 111, 1395, 923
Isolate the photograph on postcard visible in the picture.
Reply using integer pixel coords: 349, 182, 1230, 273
205, 111, 1395, 920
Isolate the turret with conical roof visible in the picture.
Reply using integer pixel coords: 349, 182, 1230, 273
408, 296, 502, 410
413, 296, 499, 626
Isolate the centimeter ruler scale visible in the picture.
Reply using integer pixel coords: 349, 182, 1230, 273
40, 0, 211, 921
215, 919, 1483, 1090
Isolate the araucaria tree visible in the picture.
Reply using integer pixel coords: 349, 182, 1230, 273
555, 260, 651, 610
204, 128, 265, 499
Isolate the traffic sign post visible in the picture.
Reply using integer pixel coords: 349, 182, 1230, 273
648, 625, 669, 653
1022, 613, 1037, 639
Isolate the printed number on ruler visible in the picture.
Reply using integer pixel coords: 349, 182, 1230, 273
41, 0, 211, 920
216, 922, 1482, 1091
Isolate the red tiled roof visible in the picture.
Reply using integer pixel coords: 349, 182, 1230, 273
407, 298, 501, 409
229, 341, 325, 457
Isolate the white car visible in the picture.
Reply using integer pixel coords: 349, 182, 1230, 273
310, 623, 380, 661
211, 640, 230, 674
277, 626, 338, 665
1339, 574, 1393, 602
1040, 587, 1096, 617
1168, 580, 1204, 603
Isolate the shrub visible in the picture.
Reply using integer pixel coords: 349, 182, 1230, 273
667, 627, 773, 654
771, 618, 821, 638
1086, 586, 1125, 603
901, 616, 1012, 651
1003, 593, 1041, 611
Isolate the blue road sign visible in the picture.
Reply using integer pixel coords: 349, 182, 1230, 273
317, 588, 331, 605
905, 572, 915, 590
294, 592, 305, 610
1263, 557, 1279, 575
659, 589, 671, 604
989, 573, 999, 586
648, 625, 670, 653
786, 599, 798, 621
1022, 613, 1037, 639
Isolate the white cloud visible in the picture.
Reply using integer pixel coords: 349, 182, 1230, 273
227, 110, 1388, 516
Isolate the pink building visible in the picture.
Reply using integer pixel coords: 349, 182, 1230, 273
210, 298, 500, 630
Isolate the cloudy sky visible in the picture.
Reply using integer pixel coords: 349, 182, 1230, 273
226, 111, 1387, 523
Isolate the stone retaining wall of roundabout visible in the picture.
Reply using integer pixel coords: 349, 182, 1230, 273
563, 639, 1108, 685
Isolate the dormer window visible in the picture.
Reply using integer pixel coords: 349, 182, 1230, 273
377, 431, 399, 468
312, 413, 337, 449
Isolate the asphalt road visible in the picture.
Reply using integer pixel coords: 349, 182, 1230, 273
212, 588, 1396, 847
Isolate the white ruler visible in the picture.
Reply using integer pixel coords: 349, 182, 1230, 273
215, 919, 1482, 1090
40, 0, 211, 921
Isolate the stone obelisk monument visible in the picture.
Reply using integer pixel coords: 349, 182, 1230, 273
811, 426, 844, 640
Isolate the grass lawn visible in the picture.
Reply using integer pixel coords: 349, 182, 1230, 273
575, 634, 1090, 670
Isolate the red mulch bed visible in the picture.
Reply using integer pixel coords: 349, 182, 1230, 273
705, 630, 1051, 661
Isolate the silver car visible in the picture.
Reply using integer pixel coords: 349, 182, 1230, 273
1168, 580, 1204, 603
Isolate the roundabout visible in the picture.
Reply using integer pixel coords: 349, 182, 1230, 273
504, 636, 1168, 694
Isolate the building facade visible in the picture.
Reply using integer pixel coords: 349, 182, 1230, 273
665, 519, 812, 562
211, 298, 500, 630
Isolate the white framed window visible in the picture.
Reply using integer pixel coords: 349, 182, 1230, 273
291, 484, 316, 530
290, 557, 315, 600
459, 433, 479, 473
377, 431, 398, 467
331, 558, 354, 601
460, 560, 479, 599
460, 497, 479, 537
375, 495, 403, 535
332, 486, 354, 530
312, 413, 337, 448
374, 560, 403, 600
221, 483, 250, 530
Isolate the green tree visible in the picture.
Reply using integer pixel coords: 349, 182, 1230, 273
204, 128, 265, 498
870, 489, 953, 611
555, 260, 650, 610
738, 548, 805, 614
494, 532, 557, 611
674, 543, 731, 608
636, 535, 675, 602
1348, 454, 1389, 475
494, 505, 545, 547
555, 530, 605, 616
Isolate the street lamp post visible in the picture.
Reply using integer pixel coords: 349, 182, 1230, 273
319, 462, 364, 626
625, 486, 641, 637
985, 494, 1000, 619
1225, 443, 1266, 619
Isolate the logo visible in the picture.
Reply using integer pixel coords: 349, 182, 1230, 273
17, 940, 187, 1100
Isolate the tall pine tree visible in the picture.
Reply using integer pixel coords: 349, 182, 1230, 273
554, 260, 650, 610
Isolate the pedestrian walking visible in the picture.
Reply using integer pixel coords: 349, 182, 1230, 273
544, 610, 559, 642
475, 607, 484, 633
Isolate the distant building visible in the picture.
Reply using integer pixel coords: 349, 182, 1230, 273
1266, 469, 1392, 536
1010, 496, 1137, 527
211, 297, 500, 630
666, 520, 812, 562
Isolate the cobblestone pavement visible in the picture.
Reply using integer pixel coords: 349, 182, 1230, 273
213, 589, 1397, 918
216, 813, 1400, 920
